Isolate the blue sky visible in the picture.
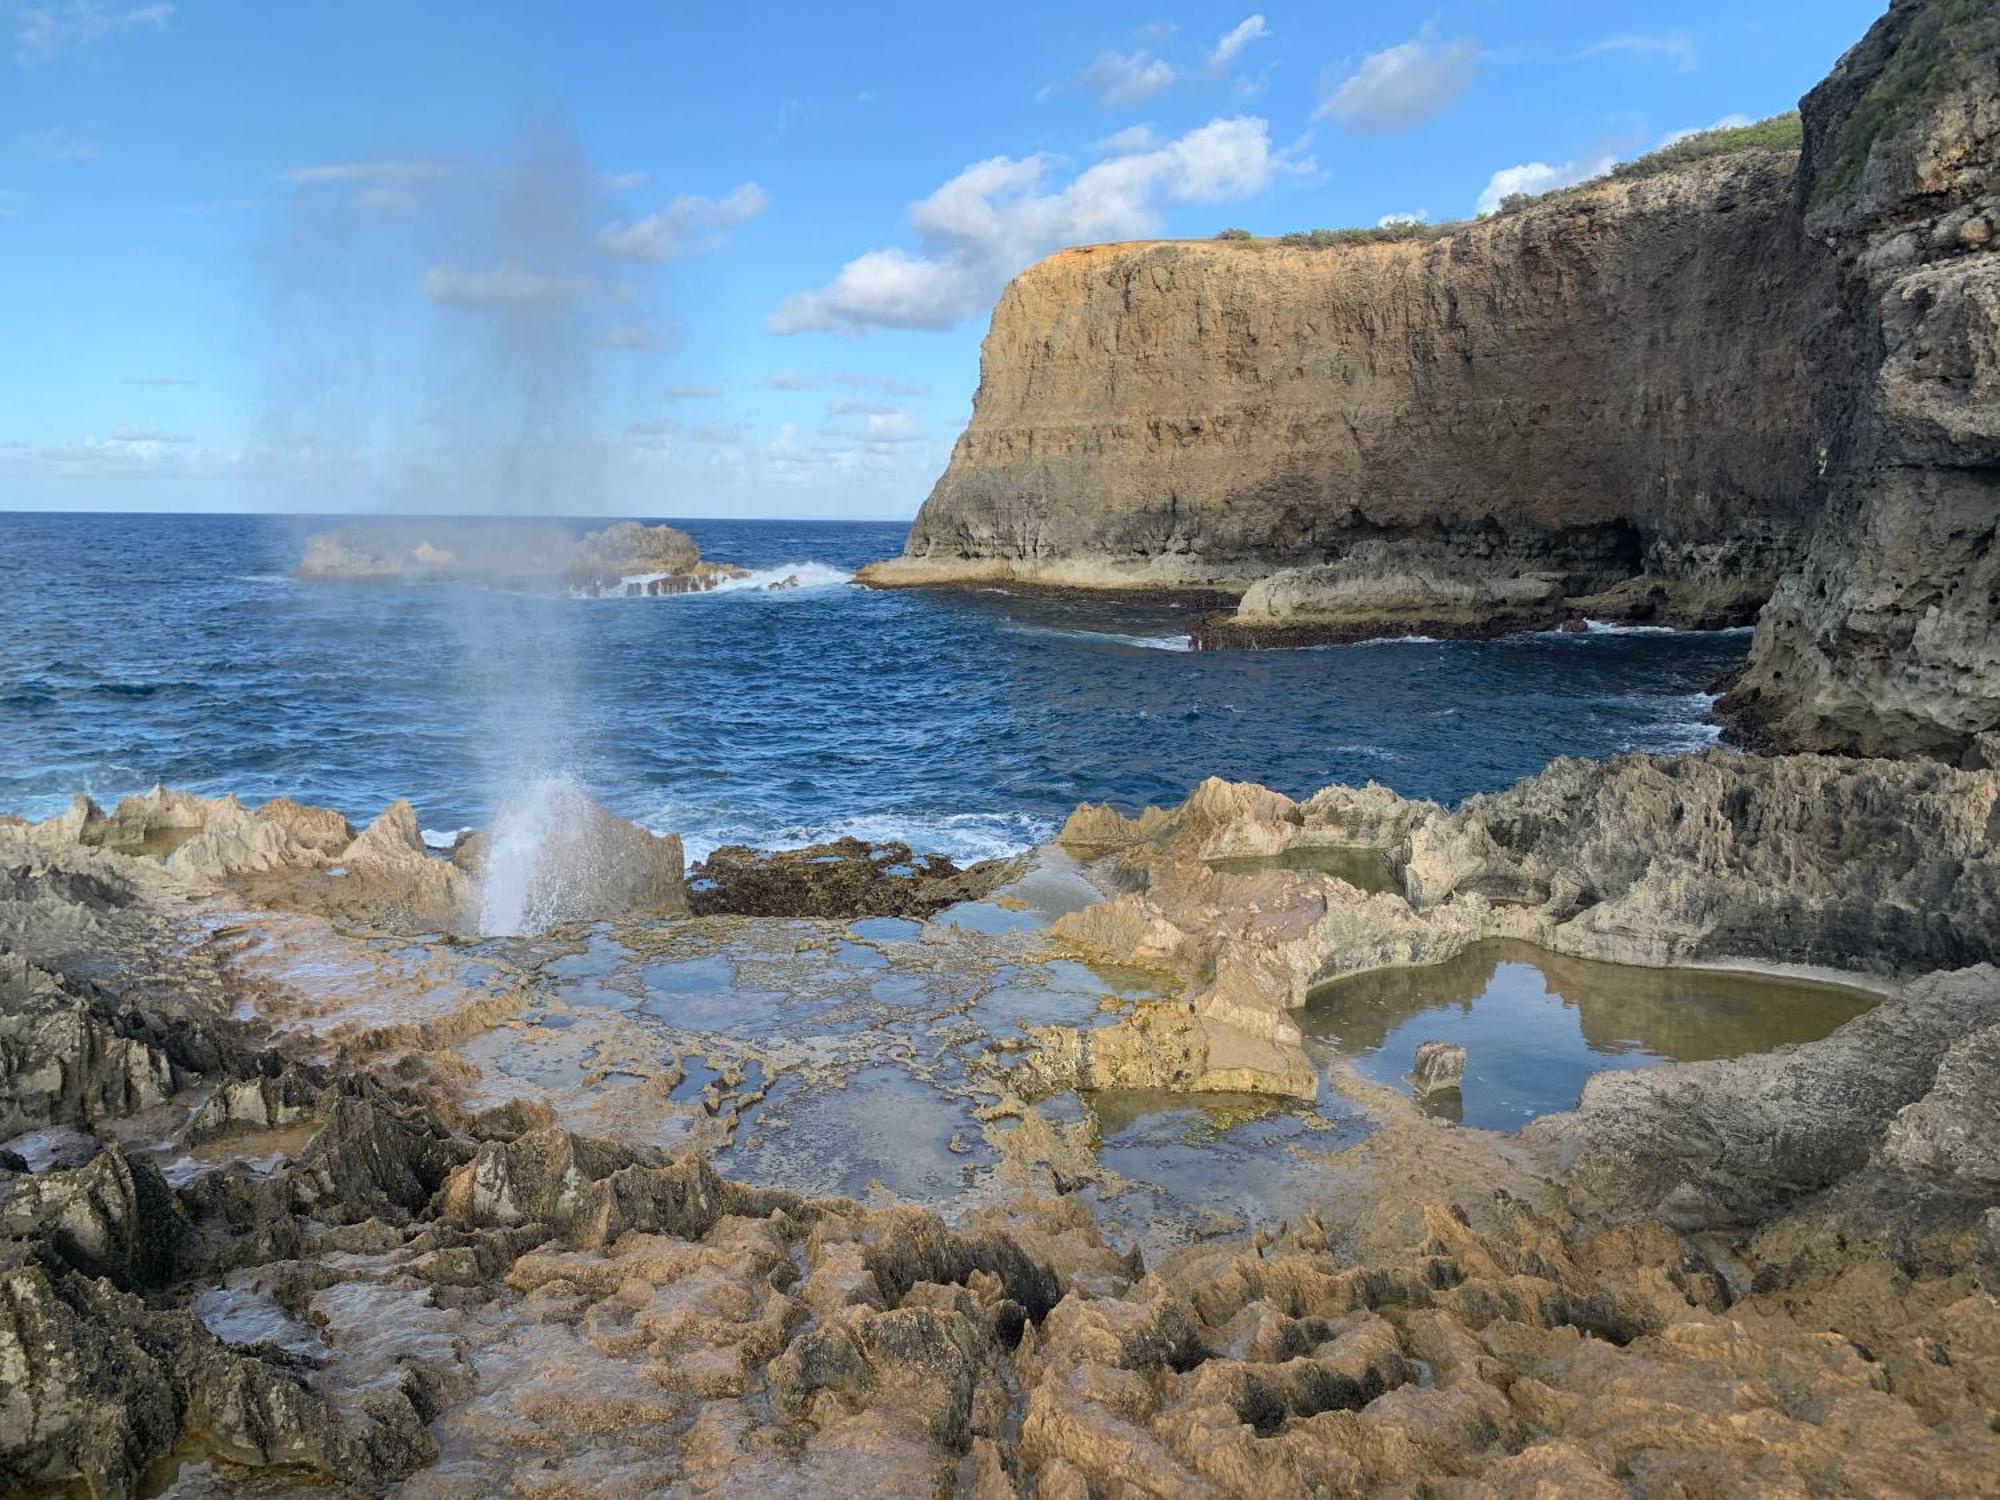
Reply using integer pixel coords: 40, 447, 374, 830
0, 0, 1884, 518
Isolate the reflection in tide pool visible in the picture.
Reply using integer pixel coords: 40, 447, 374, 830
1303, 941, 1880, 1130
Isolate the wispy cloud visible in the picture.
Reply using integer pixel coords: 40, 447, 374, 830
832, 372, 925, 395
1317, 28, 1479, 135
666, 383, 720, 399
279, 161, 457, 187
1581, 32, 1699, 72
598, 182, 767, 262
0, 188, 24, 219
770, 116, 1305, 334
106, 424, 189, 442
13, 2, 171, 66
1658, 112, 1751, 148
1076, 48, 1177, 109
126, 374, 196, 386
768, 370, 816, 391
1207, 15, 1269, 70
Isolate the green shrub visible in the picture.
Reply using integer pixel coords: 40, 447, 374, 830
1610, 112, 1803, 181
1213, 226, 1254, 241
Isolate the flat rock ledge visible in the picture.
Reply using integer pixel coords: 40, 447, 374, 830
295, 518, 748, 596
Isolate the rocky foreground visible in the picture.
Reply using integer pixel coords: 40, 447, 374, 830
2, 757, 1997, 1498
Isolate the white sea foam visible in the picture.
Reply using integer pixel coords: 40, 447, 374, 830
653, 802, 1057, 871
421, 826, 470, 850
601, 561, 853, 598
477, 774, 597, 936
1001, 624, 1191, 652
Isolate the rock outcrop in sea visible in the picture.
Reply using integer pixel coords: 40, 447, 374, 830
296, 518, 749, 596
862, 0, 1997, 755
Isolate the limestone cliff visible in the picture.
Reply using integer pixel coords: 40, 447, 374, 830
867, 0, 1997, 739
1716, 0, 2000, 759
864, 148, 1829, 624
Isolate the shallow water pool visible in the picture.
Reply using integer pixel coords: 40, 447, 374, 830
1303, 941, 1880, 1130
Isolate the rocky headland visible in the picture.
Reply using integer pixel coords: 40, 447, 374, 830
296, 519, 749, 597
860, 0, 1998, 757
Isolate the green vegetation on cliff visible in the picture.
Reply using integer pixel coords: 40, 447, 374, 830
1610, 113, 1803, 182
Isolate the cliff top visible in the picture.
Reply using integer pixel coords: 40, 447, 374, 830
1025, 140, 1803, 280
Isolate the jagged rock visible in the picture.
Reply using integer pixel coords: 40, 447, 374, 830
333, 799, 475, 929
0, 956, 183, 1138
1717, 0, 2000, 758
688, 836, 1022, 919
1411, 1042, 1466, 1097
435, 1128, 731, 1246
0, 1147, 186, 1286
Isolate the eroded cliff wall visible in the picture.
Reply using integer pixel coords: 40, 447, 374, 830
1717, 0, 2000, 760
869, 149, 1830, 614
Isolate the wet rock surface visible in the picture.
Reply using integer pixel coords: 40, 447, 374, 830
2, 757, 1997, 1497
294, 518, 749, 596
687, 837, 1026, 919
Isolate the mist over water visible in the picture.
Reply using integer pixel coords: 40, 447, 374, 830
253, 122, 658, 932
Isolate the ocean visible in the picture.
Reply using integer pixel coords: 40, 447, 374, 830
0, 511, 1751, 862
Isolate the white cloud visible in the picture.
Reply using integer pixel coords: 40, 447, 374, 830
1208, 15, 1269, 69
16, 125, 97, 160
832, 371, 925, 395
1377, 210, 1428, 227
106, 425, 189, 443
826, 397, 898, 416
1077, 49, 1176, 109
667, 383, 720, 399
1475, 154, 1615, 215
1581, 32, 1699, 71
1658, 112, 1752, 148
603, 170, 647, 192
598, 182, 767, 262
1317, 30, 1479, 135
13, 1, 170, 65
0, 188, 23, 219
279, 161, 455, 187
422, 263, 590, 310
770, 116, 1301, 334
860, 411, 927, 443
1091, 124, 1160, 155
768, 370, 816, 391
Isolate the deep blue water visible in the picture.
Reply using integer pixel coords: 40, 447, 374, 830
0, 512, 1751, 861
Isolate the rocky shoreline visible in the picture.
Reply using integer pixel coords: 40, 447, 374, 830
296, 519, 750, 598
3, 755, 1996, 1497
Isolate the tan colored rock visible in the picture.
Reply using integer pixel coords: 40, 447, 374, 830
866, 148, 1824, 633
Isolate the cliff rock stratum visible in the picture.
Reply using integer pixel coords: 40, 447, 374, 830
862, 0, 1998, 762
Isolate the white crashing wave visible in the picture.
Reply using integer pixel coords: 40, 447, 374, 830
421, 826, 470, 850
653, 803, 1057, 871
999, 623, 1191, 652
602, 561, 853, 598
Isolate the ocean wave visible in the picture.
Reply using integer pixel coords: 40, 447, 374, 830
1000, 624, 1192, 652
238, 573, 300, 586
649, 802, 1057, 869
421, 826, 471, 850
604, 561, 854, 598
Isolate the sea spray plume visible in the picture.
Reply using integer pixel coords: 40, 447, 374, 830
474, 773, 688, 934
251, 115, 677, 933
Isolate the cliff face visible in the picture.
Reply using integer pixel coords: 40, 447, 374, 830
868, 149, 1831, 617
1717, 0, 2000, 760
870, 0, 1996, 752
